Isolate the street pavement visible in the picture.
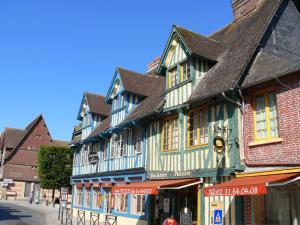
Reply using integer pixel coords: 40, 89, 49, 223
0, 201, 46, 225
0, 200, 60, 225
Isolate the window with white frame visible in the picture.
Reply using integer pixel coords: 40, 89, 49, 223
75, 187, 83, 206
92, 189, 102, 209
110, 132, 127, 158
131, 194, 145, 215
114, 194, 128, 213
133, 127, 142, 154
120, 94, 125, 108
103, 141, 108, 160
84, 189, 91, 208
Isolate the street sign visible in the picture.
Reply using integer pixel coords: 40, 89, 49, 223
213, 210, 223, 225
3, 179, 13, 183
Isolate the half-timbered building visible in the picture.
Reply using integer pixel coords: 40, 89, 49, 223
71, 67, 164, 224
70, 0, 300, 224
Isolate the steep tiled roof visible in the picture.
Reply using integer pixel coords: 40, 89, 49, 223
175, 26, 220, 62
87, 115, 111, 139
2, 128, 26, 149
87, 74, 165, 139
52, 140, 70, 147
189, 0, 282, 102
85, 93, 111, 116
241, 0, 300, 88
117, 67, 160, 97
121, 75, 165, 123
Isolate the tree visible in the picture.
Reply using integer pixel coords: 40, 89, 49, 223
38, 146, 73, 205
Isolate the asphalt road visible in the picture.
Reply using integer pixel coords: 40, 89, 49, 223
0, 202, 47, 225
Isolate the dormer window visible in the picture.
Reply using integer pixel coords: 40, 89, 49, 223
168, 67, 178, 88
180, 61, 191, 81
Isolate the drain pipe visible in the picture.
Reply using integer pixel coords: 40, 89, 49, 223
221, 91, 242, 108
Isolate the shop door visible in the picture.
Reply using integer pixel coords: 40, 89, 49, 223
103, 188, 112, 214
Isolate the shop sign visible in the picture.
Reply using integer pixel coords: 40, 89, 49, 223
1, 179, 13, 187
180, 207, 192, 225
112, 187, 158, 195
163, 218, 178, 225
88, 153, 99, 164
205, 185, 267, 197
148, 170, 198, 179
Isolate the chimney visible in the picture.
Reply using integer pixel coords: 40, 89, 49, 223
146, 57, 161, 74
232, 0, 263, 21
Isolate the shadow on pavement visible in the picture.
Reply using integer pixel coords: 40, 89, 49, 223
0, 205, 32, 221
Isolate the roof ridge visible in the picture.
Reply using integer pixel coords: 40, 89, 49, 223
5, 127, 25, 132
207, 22, 233, 38
117, 66, 146, 76
174, 25, 220, 43
84, 92, 106, 98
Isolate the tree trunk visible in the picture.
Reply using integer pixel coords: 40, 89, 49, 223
52, 189, 55, 207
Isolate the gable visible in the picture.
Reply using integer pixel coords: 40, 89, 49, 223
5, 116, 53, 164
77, 95, 89, 120
242, 0, 300, 87
158, 28, 190, 74
106, 70, 125, 103
166, 37, 188, 68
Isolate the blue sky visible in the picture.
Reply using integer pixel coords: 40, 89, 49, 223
0, 0, 233, 141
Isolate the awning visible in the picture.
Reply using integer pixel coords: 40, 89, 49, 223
76, 183, 84, 189
112, 179, 201, 195
204, 173, 299, 197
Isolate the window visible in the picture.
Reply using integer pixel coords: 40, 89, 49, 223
90, 142, 100, 154
131, 194, 145, 215
111, 132, 127, 158
114, 194, 128, 213
75, 188, 83, 206
188, 107, 209, 148
112, 98, 118, 111
84, 189, 91, 208
162, 117, 179, 152
181, 61, 191, 81
120, 94, 125, 108
93, 189, 102, 209
254, 92, 278, 140
168, 67, 178, 88
133, 127, 143, 154
103, 141, 108, 160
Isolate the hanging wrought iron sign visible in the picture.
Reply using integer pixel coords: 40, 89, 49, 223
213, 136, 225, 154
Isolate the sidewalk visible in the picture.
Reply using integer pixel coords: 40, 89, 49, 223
0, 199, 61, 225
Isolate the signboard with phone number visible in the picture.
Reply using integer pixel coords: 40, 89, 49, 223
205, 185, 267, 197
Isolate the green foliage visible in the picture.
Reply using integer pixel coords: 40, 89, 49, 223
38, 146, 73, 190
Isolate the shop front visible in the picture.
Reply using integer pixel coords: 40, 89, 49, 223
204, 173, 300, 225
112, 178, 202, 225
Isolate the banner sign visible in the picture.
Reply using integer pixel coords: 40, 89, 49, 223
204, 184, 267, 197
112, 187, 158, 195
148, 170, 198, 179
